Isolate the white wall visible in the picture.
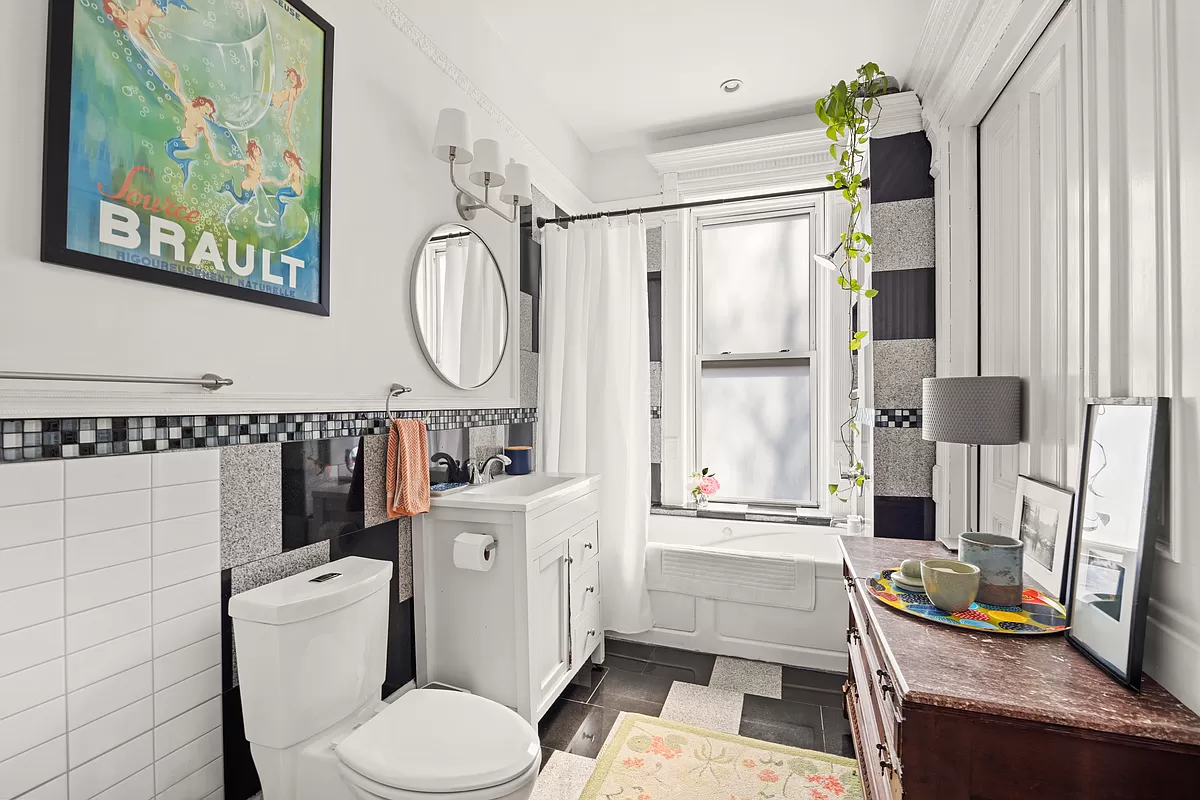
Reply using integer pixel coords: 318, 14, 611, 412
0, 1, 590, 418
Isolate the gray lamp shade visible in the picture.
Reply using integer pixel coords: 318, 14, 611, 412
922, 376, 1021, 445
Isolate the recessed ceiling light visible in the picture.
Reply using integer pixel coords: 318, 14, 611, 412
720, 78, 743, 94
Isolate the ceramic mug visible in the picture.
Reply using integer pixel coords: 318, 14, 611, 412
920, 559, 980, 613
958, 532, 1024, 606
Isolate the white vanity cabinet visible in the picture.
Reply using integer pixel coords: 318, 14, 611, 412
413, 473, 603, 723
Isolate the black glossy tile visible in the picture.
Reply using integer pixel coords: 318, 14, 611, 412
539, 746, 554, 773
741, 694, 824, 730
646, 646, 715, 685
563, 704, 621, 759
870, 131, 935, 203
650, 463, 661, 505
605, 637, 654, 662
562, 664, 607, 703
874, 496, 936, 540
589, 689, 664, 717
220, 569, 235, 692
739, 717, 822, 750
872, 268, 935, 340
590, 667, 673, 706
538, 699, 595, 751
521, 234, 542, 297
782, 685, 845, 709
782, 667, 848, 693
821, 706, 856, 758
223, 687, 261, 799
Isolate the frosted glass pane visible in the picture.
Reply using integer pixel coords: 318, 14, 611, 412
701, 215, 811, 354
700, 361, 811, 503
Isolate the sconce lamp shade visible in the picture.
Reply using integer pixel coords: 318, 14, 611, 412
922, 376, 1021, 445
813, 248, 840, 272
433, 108, 473, 164
469, 139, 506, 187
500, 162, 533, 206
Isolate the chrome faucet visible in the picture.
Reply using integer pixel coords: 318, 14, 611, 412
468, 454, 512, 485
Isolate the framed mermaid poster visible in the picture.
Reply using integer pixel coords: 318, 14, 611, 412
42, 0, 334, 315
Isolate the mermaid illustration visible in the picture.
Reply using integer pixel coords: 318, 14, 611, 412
164, 96, 219, 185
103, 0, 193, 100
271, 61, 307, 150
218, 140, 265, 205
264, 150, 305, 216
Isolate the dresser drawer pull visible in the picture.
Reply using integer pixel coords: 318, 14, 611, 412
584, 542, 594, 550
586, 585, 596, 594
879, 758, 894, 778
844, 576, 855, 591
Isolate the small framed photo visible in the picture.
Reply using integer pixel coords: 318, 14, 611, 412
1066, 397, 1170, 690
1012, 476, 1074, 601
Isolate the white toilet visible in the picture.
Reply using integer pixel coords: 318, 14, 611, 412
229, 556, 541, 800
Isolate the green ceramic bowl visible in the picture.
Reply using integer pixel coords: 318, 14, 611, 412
921, 559, 981, 613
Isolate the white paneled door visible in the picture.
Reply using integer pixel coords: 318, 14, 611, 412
979, 1, 1083, 536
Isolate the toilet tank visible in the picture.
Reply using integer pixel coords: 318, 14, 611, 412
229, 556, 393, 749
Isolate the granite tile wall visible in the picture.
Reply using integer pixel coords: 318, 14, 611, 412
870, 131, 937, 539
648, 225, 664, 505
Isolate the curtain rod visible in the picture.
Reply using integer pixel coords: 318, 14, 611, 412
534, 180, 867, 229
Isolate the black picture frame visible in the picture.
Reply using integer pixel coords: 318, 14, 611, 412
1065, 397, 1170, 690
41, 0, 334, 316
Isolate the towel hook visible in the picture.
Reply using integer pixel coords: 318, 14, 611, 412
385, 383, 412, 418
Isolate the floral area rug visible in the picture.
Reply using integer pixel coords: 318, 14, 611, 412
578, 713, 863, 800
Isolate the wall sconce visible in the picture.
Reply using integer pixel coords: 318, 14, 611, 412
433, 108, 533, 223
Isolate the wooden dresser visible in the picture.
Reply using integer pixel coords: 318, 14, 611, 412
839, 537, 1200, 799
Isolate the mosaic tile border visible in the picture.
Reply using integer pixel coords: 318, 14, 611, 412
0, 407, 538, 463
650, 503, 831, 527
875, 408, 922, 429
650, 405, 662, 419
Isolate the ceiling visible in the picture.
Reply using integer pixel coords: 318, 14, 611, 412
474, 0, 934, 153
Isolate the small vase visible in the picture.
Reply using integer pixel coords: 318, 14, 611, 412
694, 493, 709, 509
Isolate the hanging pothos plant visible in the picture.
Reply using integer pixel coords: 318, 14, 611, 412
815, 62, 890, 503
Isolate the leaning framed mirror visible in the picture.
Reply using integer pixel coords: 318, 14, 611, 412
411, 224, 510, 389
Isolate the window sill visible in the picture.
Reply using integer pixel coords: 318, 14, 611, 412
650, 502, 832, 527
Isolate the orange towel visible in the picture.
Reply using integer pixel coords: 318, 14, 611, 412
386, 418, 430, 517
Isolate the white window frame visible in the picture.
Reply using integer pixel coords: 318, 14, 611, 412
690, 200, 822, 507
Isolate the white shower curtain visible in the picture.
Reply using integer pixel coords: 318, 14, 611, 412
541, 218, 653, 634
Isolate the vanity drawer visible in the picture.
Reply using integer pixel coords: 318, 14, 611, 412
570, 561, 600, 620
846, 578, 902, 777
568, 520, 599, 568
571, 599, 601, 666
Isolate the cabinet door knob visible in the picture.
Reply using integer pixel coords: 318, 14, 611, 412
584, 542, 593, 550
586, 586, 595, 593
565, 556, 574, 565
587, 629, 596, 637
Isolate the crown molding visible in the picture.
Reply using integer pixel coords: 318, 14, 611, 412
869, 91, 924, 138
368, 0, 590, 212
647, 128, 837, 197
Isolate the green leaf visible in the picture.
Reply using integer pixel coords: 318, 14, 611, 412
827, 484, 839, 495
856, 476, 865, 487
862, 233, 872, 244
850, 421, 859, 432
829, 143, 837, 159
864, 289, 879, 298
862, 253, 871, 263
849, 340, 861, 351
627, 735, 653, 753
863, 97, 874, 114
827, 127, 839, 141
836, 275, 848, 288
854, 331, 868, 340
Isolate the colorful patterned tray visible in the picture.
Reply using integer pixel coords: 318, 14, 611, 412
865, 568, 1069, 634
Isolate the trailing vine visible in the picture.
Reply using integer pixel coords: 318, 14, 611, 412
815, 62, 890, 504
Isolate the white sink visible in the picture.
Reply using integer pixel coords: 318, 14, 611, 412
429, 472, 599, 512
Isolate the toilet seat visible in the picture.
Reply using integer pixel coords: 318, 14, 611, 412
335, 689, 540, 795
338, 758, 539, 800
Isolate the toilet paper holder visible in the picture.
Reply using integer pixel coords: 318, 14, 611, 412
484, 541, 497, 561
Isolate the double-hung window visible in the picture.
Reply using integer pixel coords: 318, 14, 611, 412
693, 204, 818, 507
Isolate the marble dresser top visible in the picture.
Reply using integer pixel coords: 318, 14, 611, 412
839, 536, 1200, 748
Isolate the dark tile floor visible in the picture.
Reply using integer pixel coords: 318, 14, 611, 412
538, 637, 852, 770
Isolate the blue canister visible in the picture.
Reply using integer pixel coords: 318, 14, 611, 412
504, 446, 532, 475
958, 532, 1024, 607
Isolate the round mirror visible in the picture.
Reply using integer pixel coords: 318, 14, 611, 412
411, 224, 510, 389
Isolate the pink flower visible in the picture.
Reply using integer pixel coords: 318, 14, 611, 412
699, 476, 720, 496
758, 769, 779, 783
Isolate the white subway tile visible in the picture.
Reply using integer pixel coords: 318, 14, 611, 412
154, 634, 221, 692
68, 696, 153, 769
0, 541, 63, 592
65, 525, 151, 575
65, 560, 150, 616
16, 773, 68, 799
64, 456, 150, 499
67, 664, 152, 730
66, 628, 152, 693
153, 573, 220, 625
0, 696, 65, 763
0, 619, 63, 679
152, 512, 219, 556
153, 696, 220, 760
0, 500, 63, 550
89, 765, 153, 800
66, 731, 152, 800
153, 665, 220, 726
65, 490, 151, 537
152, 543, 220, 590
151, 451, 220, 488
154, 727, 221, 794
152, 482, 219, 522
157, 756, 221, 800
0, 461, 64, 509
152, 604, 220, 659
0, 658, 63, 721
65, 594, 150, 654
0, 735, 65, 798
0, 580, 64, 636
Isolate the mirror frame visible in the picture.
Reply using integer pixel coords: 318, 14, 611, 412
409, 222, 510, 391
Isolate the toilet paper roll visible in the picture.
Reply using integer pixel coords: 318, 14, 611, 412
453, 532, 496, 572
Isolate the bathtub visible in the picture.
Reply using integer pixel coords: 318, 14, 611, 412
622, 515, 848, 672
